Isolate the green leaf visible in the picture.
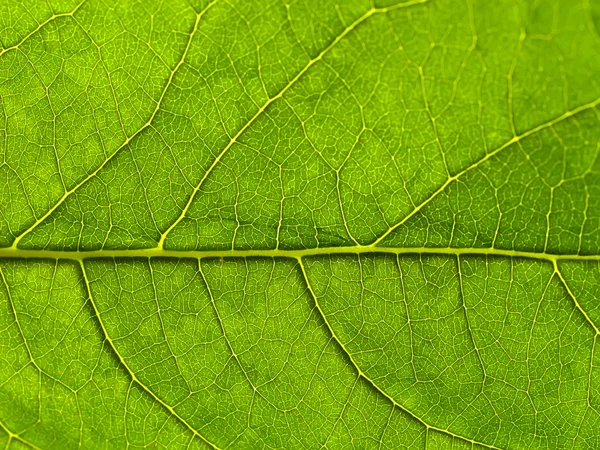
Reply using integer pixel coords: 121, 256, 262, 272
0, 0, 599, 448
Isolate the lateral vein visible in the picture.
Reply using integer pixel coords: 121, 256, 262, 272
156, 0, 429, 249
8, 0, 219, 249
372, 96, 600, 246
296, 256, 503, 450
78, 260, 222, 450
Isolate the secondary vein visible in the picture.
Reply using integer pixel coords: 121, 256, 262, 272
156, 0, 429, 249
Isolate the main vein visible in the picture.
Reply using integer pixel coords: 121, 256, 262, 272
0, 245, 598, 262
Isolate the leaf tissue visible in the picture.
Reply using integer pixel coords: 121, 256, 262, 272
1, 0, 599, 448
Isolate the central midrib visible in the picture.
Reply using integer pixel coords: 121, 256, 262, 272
0, 246, 598, 262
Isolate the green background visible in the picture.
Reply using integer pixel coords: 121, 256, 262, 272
1, 0, 600, 448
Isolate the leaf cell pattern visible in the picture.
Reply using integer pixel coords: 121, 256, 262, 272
0, 0, 599, 448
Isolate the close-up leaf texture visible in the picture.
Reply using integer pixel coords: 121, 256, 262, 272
1, 0, 600, 448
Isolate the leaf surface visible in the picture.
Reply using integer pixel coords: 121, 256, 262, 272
1, 0, 599, 448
